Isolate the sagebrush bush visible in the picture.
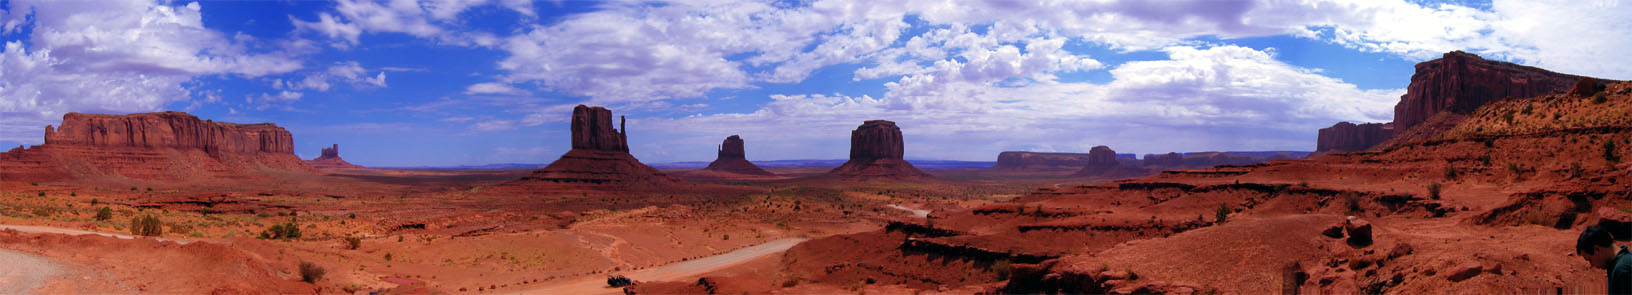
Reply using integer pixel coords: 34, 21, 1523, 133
1215, 204, 1231, 223
94, 207, 113, 221
130, 215, 163, 236
1428, 183, 1442, 200
260, 222, 301, 240
344, 236, 362, 250
299, 261, 325, 283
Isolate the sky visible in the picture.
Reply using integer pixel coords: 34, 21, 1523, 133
1, 0, 1628, 167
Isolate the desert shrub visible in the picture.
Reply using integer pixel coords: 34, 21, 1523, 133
1428, 183, 1442, 200
94, 207, 113, 221
722, 234, 730, 240
168, 223, 192, 234
1607, 140, 1621, 163
1344, 193, 1363, 212
1594, 92, 1608, 104
1521, 104, 1533, 115
344, 236, 362, 250
130, 215, 163, 236
299, 261, 325, 283
990, 259, 1013, 280
1127, 269, 1139, 281
1570, 162, 1587, 178
260, 222, 301, 240
1478, 155, 1493, 166
1507, 162, 1530, 180
384, 253, 393, 261
129, 187, 136, 191
37, 192, 44, 197
1214, 204, 1231, 223
1502, 112, 1515, 124
31, 207, 58, 217
1442, 166, 1458, 180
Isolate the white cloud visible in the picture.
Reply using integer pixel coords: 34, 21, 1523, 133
278, 61, 388, 91
290, 0, 535, 48
470, 119, 517, 132
464, 82, 528, 95
0, 0, 301, 144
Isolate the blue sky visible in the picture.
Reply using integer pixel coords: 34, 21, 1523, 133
2, 0, 1628, 166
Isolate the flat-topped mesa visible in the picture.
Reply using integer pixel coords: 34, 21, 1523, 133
0, 111, 312, 181
1393, 51, 1588, 132
1073, 145, 1149, 177
308, 144, 363, 169
45, 111, 294, 154
522, 105, 675, 185
1316, 122, 1394, 153
570, 105, 629, 152
703, 135, 773, 176
1143, 152, 1184, 167
990, 152, 1095, 171
828, 120, 929, 178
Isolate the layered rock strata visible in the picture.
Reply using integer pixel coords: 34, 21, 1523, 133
828, 120, 929, 178
0, 111, 312, 181
702, 135, 773, 176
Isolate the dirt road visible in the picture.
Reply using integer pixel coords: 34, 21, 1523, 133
510, 237, 808, 295
0, 224, 191, 244
0, 249, 64, 294
887, 204, 930, 218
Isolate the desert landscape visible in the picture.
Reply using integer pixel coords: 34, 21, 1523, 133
2, 1, 1630, 294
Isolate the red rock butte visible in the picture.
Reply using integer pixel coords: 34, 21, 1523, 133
0, 111, 313, 181
827, 120, 929, 178
520, 105, 674, 185
1392, 51, 1588, 132
702, 135, 773, 176
1071, 145, 1144, 177
308, 144, 363, 169
989, 152, 1096, 171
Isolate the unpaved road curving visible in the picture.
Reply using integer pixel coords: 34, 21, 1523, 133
508, 237, 808, 295
887, 204, 930, 218
0, 249, 65, 294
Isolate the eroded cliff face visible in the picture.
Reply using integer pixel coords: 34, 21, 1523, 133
46, 111, 294, 154
570, 105, 629, 152
0, 111, 312, 181
829, 120, 929, 178
308, 144, 363, 169
1393, 51, 1585, 132
1316, 122, 1395, 153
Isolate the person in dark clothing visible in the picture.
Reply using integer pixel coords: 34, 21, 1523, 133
1578, 225, 1632, 294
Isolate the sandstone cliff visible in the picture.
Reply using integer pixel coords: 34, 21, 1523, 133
828, 120, 929, 178
0, 111, 312, 181
990, 152, 1095, 171
1316, 122, 1394, 153
1393, 51, 1586, 132
1073, 146, 1148, 177
702, 135, 773, 176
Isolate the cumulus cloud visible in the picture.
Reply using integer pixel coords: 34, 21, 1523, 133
464, 82, 528, 95
276, 61, 388, 92
291, 0, 534, 47
0, 0, 301, 144
652, 45, 1401, 160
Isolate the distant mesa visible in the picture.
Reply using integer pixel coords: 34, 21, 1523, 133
1072, 146, 1146, 177
827, 120, 930, 178
1142, 152, 1184, 167
519, 105, 675, 185
1315, 122, 1394, 154
990, 152, 1096, 171
0, 111, 313, 181
307, 144, 363, 169
702, 135, 773, 176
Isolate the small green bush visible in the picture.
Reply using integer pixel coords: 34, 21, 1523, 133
260, 222, 302, 240
1593, 92, 1608, 104
1607, 140, 1621, 163
94, 207, 113, 221
1442, 166, 1458, 180
990, 259, 1013, 280
1214, 204, 1231, 223
344, 236, 362, 250
130, 215, 163, 236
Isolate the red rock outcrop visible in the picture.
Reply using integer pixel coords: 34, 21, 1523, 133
990, 152, 1095, 171
307, 144, 363, 169
1143, 152, 1184, 167
1316, 122, 1395, 153
1073, 146, 1145, 177
1393, 51, 1586, 132
0, 111, 312, 181
702, 135, 773, 176
1570, 77, 1610, 97
827, 120, 929, 178
520, 105, 675, 185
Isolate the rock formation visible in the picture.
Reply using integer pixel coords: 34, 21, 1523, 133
1392, 51, 1586, 133
1142, 152, 1184, 167
1315, 122, 1395, 153
521, 105, 674, 185
0, 111, 312, 181
702, 135, 773, 176
989, 152, 1095, 171
1570, 77, 1610, 97
827, 120, 929, 178
1073, 146, 1147, 177
307, 144, 363, 169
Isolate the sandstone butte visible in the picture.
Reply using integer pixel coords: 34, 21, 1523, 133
1071, 145, 1146, 177
519, 105, 675, 185
827, 120, 930, 178
1315, 50, 1602, 154
988, 152, 1095, 171
702, 135, 774, 176
307, 144, 364, 169
0, 111, 312, 181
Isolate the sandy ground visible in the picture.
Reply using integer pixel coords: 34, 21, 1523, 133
0, 249, 63, 294
0, 224, 191, 245
511, 237, 808, 295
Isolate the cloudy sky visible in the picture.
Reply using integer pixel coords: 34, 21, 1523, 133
1, 0, 1627, 166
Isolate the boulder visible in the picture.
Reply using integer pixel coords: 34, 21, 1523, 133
1392, 51, 1587, 133
827, 120, 929, 178
1443, 263, 1482, 282
702, 135, 773, 176
1570, 77, 1607, 97
1344, 217, 1373, 247
1316, 122, 1394, 153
